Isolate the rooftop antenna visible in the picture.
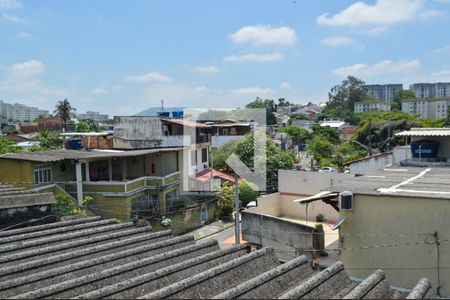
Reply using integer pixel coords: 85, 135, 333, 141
161, 99, 164, 112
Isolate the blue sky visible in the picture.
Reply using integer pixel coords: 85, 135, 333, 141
1, 0, 450, 116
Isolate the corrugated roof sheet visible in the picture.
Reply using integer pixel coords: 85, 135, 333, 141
0, 147, 183, 162
0, 216, 435, 299
395, 128, 450, 137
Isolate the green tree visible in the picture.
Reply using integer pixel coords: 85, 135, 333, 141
54, 99, 76, 132
211, 139, 239, 171
76, 120, 95, 132
327, 76, 367, 110
278, 125, 310, 144
245, 97, 277, 125
233, 132, 297, 192
289, 113, 309, 121
0, 137, 22, 154
32, 129, 63, 150
238, 182, 259, 206
217, 183, 234, 218
311, 125, 340, 144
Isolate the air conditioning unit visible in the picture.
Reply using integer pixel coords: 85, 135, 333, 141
339, 191, 353, 210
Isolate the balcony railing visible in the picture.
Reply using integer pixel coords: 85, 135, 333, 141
55, 171, 181, 196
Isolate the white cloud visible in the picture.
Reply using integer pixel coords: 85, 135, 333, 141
431, 69, 450, 76
16, 31, 30, 39
232, 87, 274, 95
229, 25, 298, 46
333, 59, 421, 77
432, 45, 450, 54
111, 84, 122, 92
9, 59, 44, 77
317, 0, 437, 28
320, 36, 359, 46
0, 0, 21, 10
0, 59, 69, 108
191, 66, 220, 73
91, 86, 107, 95
2, 13, 25, 22
224, 52, 283, 62
124, 71, 172, 83
280, 82, 292, 90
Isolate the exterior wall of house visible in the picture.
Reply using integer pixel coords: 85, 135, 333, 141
0, 159, 35, 189
211, 135, 245, 148
348, 153, 393, 174
278, 170, 353, 195
340, 193, 450, 295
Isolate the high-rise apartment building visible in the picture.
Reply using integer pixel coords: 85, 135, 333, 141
364, 84, 403, 103
409, 82, 450, 98
77, 111, 109, 122
401, 97, 450, 120
0, 100, 49, 121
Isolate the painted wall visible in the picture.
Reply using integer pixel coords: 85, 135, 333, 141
0, 159, 35, 189
340, 194, 450, 296
278, 170, 354, 195
349, 153, 393, 174
392, 145, 411, 164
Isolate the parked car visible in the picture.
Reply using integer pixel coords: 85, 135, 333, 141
318, 166, 338, 173
245, 201, 257, 209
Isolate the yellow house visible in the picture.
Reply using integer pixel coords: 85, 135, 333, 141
0, 148, 183, 221
330, 167, 450, 297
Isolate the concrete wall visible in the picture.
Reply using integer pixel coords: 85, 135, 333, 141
278, 170, 354, 195
392, 145, 411, 165
0, 159, 35, 189
241, 210, 322, 261
280, 194, 339, 223
348, 153, 393, 174
251, 193, 281, 216
340, 193, 450, 296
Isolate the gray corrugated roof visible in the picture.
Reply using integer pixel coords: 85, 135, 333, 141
395, 128, 450, 137
0, 216, 435, 299
0, 192, 55, 209
0, 147, 183, 162
329, 167, 450, 199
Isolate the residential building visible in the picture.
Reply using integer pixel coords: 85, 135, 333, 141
77, 111, 109, 122
319, 119, 348, 131
113, 116, 211, 177
364, 84, 403, 102
410, 82, 450, 98
324, 167, 450, 296
0, 148, 184, 221
340, 126, 357, 141
395, 127, 450, 166
401, 97, 450, 120
209, 119, 252, 148
1, 214, 435, 299
0, 100, 49, 121
354, 101, 391, 113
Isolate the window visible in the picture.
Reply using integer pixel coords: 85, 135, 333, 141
202, 148, 208, 163
34, 164, 52, 184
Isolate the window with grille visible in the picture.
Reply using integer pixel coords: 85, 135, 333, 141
34, 164, 52, 184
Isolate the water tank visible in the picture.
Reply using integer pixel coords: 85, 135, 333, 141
178, 111, 184, 118
68, 138, 82, 150
410, 140, 439, 158
158, 112, 170, 117
172, 111, 179, 118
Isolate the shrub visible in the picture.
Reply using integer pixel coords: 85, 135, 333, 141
54, 194, 75, 217
238, 182, 259, 206
217, 183, 234, 218
315, 214, 326, 222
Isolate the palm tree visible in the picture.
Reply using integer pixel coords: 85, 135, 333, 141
54, 99, 76, 132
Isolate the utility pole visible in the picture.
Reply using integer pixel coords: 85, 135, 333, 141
234, 174, 240, 245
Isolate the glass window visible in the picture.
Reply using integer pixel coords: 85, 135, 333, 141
34, 164, 52, 184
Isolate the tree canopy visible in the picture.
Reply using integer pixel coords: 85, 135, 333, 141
327, 76, 367, 111
54, 99, 76, 132
0, 137, 22, 154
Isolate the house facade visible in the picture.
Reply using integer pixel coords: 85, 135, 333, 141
0, 148, 183, 221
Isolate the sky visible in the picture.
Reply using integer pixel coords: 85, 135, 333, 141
1, 0, 450, 116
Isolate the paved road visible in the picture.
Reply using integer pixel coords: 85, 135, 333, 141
201, 224, 237, 248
